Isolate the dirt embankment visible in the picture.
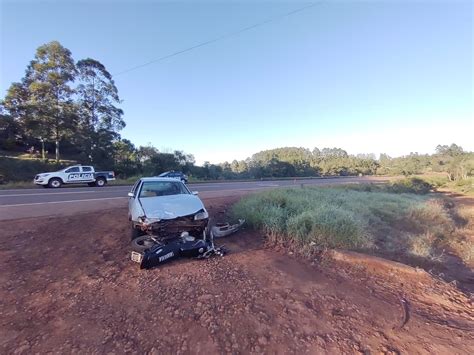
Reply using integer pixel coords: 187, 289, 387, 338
1, 195, 473, 354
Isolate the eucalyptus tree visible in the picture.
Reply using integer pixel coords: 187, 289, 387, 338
24, 41, 77, 162
1, 82, 32, 150
76, 58, 125, 164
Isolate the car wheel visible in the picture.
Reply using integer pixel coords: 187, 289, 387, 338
131, 235, 160, 253
48, 178, 62, 188
95, 177, 106, 187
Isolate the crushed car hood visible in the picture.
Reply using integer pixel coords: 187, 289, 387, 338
139, 194, 205, 220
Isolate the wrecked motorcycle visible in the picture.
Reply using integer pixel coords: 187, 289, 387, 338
131, 232, 226, 269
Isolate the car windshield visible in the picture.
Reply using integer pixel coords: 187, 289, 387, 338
158, 172, 170, 177
139, 181, 189, 198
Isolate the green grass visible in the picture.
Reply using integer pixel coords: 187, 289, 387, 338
337, 177, 433, 195
0, 181, 36, 190
414, 174, 474, 196
231, 186, 472, 264
108, 176, 141, 186
450, 177, 474, 195
232, 187, 425, 250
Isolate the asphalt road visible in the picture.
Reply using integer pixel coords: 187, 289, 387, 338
0, 177, 387, 220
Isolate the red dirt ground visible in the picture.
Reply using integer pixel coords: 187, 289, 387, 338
1, 195, 473, 354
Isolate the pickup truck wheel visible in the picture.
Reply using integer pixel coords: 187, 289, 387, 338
95, 177, 106, 187
48, 178, 62, 188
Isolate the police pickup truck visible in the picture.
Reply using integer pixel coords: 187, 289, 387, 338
34, 165, 115, 188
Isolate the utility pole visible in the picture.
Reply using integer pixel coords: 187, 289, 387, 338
40, 137, 45, 161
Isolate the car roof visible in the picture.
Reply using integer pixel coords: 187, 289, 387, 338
140, 177, 182, 182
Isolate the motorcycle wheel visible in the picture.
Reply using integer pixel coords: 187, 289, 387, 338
131, 236, 161, 253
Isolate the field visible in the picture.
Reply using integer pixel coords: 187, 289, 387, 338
1, 189, 473, 354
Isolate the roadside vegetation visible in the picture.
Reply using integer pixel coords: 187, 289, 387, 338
231, 181, 473, 267
418, 174, 474, 196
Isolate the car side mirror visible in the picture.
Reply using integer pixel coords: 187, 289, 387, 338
192, 191, 199, 195
127, 192, 134, 198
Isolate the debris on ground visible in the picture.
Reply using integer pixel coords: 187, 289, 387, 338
211, 219, 245, 238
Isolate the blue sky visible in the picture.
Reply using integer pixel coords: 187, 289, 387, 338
1, 0, 472, 164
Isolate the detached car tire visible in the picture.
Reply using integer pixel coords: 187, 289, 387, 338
48, 178, 62, 188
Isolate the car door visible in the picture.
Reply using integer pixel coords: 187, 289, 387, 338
64, 166, 81, 183
80, 166, 95, 182
128, 180, 141, 213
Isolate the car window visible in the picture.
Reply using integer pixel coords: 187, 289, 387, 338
158, 172, 169, 177
130, 180, 141, 196
65, 167, 80, 173
139, 181, 189, 198
82, 166, 92, 172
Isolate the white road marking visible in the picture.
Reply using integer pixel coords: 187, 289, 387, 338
0, 186, 131, 193
0, 197, 127, 208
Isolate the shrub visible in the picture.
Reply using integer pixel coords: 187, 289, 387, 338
387, 178, 433, 194
409, 232, 436, 258
338, 178, 433, 195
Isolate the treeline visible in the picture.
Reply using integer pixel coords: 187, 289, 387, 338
378, 144, 474, 181
0, 41, 124, 167
109, 143, 474, 182
209, 144, 474, 181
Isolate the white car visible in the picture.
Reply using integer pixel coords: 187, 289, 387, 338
128, 177, 209, 239
34, 165, 115, 188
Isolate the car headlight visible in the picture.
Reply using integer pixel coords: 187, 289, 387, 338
141, 216, 160, 225
194, 210, 209, 220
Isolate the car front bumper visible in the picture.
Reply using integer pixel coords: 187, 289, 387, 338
34, 178, 48, 185
134, 216, 209, 238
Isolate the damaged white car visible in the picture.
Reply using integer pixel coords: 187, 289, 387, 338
128, 177, 209, 240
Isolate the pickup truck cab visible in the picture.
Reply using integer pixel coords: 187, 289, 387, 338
34, 165, 115, 188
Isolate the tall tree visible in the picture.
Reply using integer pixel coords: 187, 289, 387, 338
435, 144, 464, 157
113, 139, 138, 177
76, 58, 125, 164
1, 82, 31, 150
24, 41, 77, 162
0, 109, 21, 150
